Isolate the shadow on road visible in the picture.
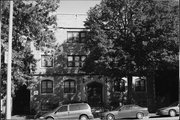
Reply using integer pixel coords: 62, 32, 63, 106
149, 115, 167, 118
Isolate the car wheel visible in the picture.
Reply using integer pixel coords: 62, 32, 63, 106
169, 110, 176, 117
106, 114, 115, 120
46, 117, 54, 120
79, 115, 88, 120
136, 112, 144, 119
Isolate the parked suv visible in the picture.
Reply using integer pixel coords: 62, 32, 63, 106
39, 103, 94, 120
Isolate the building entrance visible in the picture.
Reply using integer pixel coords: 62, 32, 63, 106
12, 85, 30, 115
87, 82, 103, 107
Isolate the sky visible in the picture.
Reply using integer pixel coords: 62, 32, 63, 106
57, 0, 101, 14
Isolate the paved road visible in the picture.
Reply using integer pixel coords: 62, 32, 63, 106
10, 114, 179, 120
94, 113, 179, 120
94, 116, 179, 120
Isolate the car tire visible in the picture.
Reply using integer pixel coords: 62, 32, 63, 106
169, 110, 176, 117
46, 117, 54, 120
79, 115, 89, 120
136, 112, 144, 119
106, 114, 115, 120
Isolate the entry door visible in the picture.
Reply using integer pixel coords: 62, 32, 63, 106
87, 82, 103, 107
54, 105, 69, 120
13, 85, 30, 115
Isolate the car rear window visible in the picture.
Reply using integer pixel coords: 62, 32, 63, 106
79, 104, 89, 110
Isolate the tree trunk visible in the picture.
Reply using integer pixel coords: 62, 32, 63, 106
127, 75, 132, 104
146, 70, 156, 112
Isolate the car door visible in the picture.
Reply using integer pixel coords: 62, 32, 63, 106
68, 104, 80, 120
53, 105, 69, 120
117, 106, 133, 118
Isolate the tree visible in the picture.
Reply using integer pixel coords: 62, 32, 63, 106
82, 0, 178, 106
83, 0, 178, 78
1, 0, 60, 96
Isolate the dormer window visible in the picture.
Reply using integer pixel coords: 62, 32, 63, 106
67, 31, 86, 43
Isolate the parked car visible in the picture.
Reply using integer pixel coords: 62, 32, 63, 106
39, 103, 94, 120
91, 107, 107, 118
156, 101, 179, 117
101, 104, 149, 120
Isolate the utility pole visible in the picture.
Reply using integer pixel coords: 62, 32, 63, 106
6, 0, 13, 119
0, 0, 2, 118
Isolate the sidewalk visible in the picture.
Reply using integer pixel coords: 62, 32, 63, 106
10, 115, 34, 120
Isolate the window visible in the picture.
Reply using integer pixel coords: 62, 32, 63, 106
56, 105, 68, 112
135, 78, 145, 92
41, 55, 53, 67
67, 55, 86, 67
41, 80, 53, 93
114, 79, 125, 92
79, 104, 89, 110
69, 104, 89, 111
64, 80, 76, 93
79, 32, 86, 43
69, 104, 79, 111
67, 31, 79, 43
123, 105, 132, 110
67, 31, 86, 43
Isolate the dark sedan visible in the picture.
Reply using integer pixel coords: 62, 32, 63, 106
156, 101, 179, 117
101, 104, 149, 120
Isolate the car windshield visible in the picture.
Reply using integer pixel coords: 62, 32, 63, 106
115, 106, 121, 111
114, 105, 140, 111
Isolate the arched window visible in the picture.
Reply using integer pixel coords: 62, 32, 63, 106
41, 80, 53, 93
64, 80, 76, 93
135, 78, 145, 92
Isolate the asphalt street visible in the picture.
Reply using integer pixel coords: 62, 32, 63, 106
94, 113, 179, 120
94, 116, 179, 120
10, 114, 179, 120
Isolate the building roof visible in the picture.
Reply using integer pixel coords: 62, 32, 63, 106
56, 14, 87, 28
